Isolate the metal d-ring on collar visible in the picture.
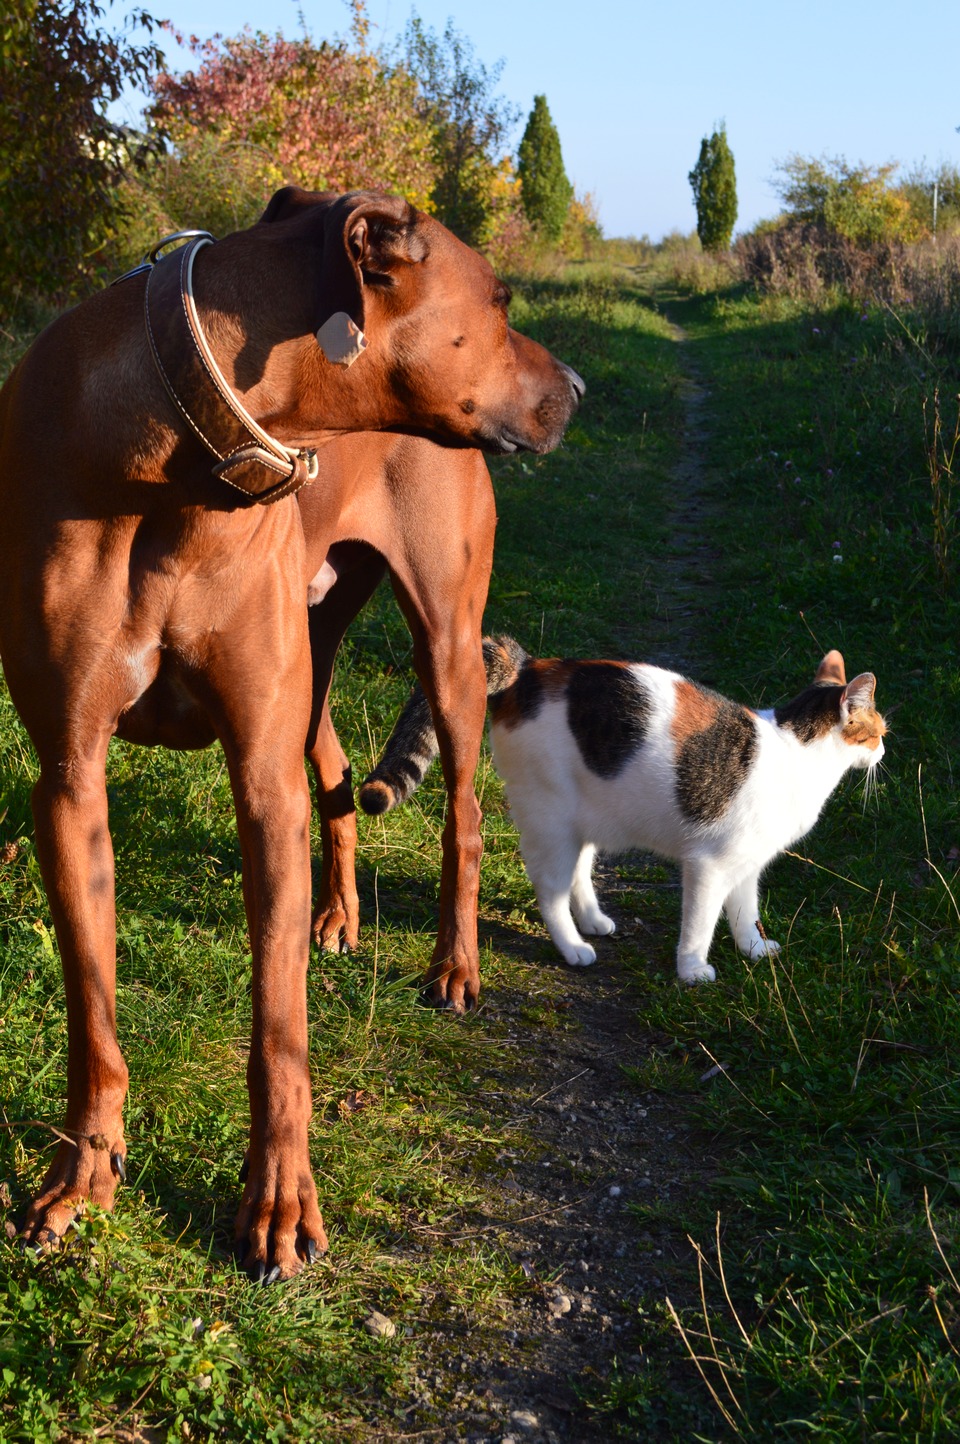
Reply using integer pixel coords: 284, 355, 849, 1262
116, 230, 319, 504
111, 229, 218, 285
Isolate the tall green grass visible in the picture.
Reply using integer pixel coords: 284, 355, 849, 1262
600, 279, 960, 1439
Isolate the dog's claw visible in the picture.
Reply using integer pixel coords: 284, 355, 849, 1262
306, 1238, 318, 1265
21, 1226, 60, 1256
254, 1262, 282, 1287
111, 1151, 126, 1183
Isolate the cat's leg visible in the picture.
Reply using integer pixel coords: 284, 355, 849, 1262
522, 834, 598, 967
725, 872, 780, 959
570, 844, 616, 938
676, 860, 729, 984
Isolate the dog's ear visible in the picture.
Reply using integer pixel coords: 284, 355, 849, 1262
259, 188, 429, 343
323, 193, 429, 333
259, 185, 333, 224
344, 199, 430, 285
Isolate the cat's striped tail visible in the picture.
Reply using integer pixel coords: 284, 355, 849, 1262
358, 635, 528, 815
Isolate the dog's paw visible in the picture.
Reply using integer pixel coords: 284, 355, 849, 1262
234, 1157, 328, 1282
311, 896, 359, 954
421, 949, 481, 1014
22, 1133, 125, 1248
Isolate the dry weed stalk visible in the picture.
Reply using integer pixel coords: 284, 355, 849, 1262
666, 1215, 747, 1433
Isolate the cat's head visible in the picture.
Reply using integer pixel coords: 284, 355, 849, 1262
776, 650, 886, 767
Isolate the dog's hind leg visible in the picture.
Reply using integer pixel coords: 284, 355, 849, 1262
408, 621, 488, 1012
304, 543, 387, 954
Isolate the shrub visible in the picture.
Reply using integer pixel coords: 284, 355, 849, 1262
773, 154, 926, 247
898, 162, 960, 240
149, 11, 436, 213
400, 13, 518, 247
559, 190, 603, 261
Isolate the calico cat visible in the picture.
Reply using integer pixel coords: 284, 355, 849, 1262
360, 639, 886, 984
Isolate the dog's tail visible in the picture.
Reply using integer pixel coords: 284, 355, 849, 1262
358, 635, 528, 816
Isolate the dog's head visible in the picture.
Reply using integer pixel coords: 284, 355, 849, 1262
255, 186, 583, 454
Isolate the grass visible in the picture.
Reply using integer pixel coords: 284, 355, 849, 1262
2, 253, 959, 1438
595, 277, 960, 1439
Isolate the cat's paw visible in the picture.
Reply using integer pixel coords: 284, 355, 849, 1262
745, 935, 780, 960
677, 958, 716, 985
558, 941, 598, 967
579, 912, 616, 937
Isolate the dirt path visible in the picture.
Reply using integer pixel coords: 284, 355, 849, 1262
369, 328, 720, 1443
641, 324, 720, 677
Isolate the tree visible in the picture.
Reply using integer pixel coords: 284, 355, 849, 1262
0, 0, 161, 302
401, 15, 518, 247
149, 7, 437, 222
899, 161, 960, 239
688, 125, 738, 252
517, 94, 572, 244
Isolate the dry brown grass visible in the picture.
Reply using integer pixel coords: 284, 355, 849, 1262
734, 221, 960, 352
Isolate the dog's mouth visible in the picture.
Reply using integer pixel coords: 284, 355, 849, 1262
476, 370, 585, 457
473, 423, 537, 455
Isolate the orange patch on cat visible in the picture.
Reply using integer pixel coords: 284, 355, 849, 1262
843, 711, 887, 749
538, 660, 576, 694
490, 659, 573, 730
670, 680, 720, 745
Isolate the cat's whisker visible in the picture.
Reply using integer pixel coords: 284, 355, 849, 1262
857, 756, 886, 812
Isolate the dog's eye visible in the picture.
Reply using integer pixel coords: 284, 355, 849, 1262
492, 283, 511, 310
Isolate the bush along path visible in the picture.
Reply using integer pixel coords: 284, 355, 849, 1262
1, 266, 959, 1440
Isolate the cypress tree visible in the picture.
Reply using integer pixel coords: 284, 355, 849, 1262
688, 124, 738, 251
517, 94, 573, 243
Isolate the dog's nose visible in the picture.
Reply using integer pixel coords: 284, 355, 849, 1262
560, 362, 586, 405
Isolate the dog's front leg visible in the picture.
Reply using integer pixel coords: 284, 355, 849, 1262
24, 741, 129, 1243
386, 454, 495, 1013
207, 628, 327, 1281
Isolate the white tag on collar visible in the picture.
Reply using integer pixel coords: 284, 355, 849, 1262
316, 311, 367, 366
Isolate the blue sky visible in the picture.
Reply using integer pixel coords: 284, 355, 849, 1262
117, 0, 960, 240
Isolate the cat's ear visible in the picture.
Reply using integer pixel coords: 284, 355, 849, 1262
841, 673, 877, 714
814, 650, 846, 685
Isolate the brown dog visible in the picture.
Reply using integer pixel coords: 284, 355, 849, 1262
298, 438, 496, 1014
0, 186, 581, 1278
